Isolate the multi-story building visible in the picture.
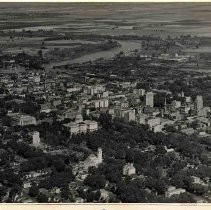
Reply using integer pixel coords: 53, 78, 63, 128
180, 106, 191, 114
145, 92, 154, 108
75, 113, 83, 123
194, 95, 204, 116
84, 120, 98, 132
133, 88, 145, 96
18, 115, 37, 126
195, 95, 203, 111
114, 108, 136, 122
31, 131, 40, 147
93, 99, 109, 109
84, 85, 106, 95
124, 109, 136, 122
67, 120, 98, 135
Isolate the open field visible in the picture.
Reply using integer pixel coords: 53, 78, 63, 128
0, 3, 211, 37
1, 3, 211, 68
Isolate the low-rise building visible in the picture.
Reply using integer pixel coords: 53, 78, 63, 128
78, 123, 87, 133
171, 100, 181, 109
69, 122, 80, 135
146, 117, 161, 129
180, 128, 195, 135
16, 115, 37, 126
165, 186, 186, 198
123, 163, 136, 176
84, 120, 98, 132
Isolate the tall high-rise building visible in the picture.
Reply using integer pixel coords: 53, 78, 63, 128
145, 92, 154, 107
32, 131, 40, 147
97, 147, 103, 164
195, 95, 203, 111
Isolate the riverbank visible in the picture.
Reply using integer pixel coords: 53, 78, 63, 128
44, 40, 142, 69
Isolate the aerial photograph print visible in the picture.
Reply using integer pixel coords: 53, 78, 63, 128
0, 1, 211, 203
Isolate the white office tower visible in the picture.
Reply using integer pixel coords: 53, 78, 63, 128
97, 147, 103, 164
145, 92, 154, 107
32, 131, 40, 147
195, 95, 203, 111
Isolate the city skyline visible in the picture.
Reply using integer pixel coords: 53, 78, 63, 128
0, 2, 211, 204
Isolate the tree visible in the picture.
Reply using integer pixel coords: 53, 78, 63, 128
171, 171, 193, 190
125, 149, 135, 162
116, 181, 149, 202
98, 113, 112, 129
155, 179, 168, 195
38, 50, 43, 58
0, 186, 7, 202
52, 158, 65, 172
28, 183, 39, 197
189, 184, 207, 196
21, 101, 40, 115
155, 145, 167, 155
2, 116, 12, 126
169, 193, 196, 203
115, 149, 126, 159
85, 190, 101, 202
61, 185, 69, 200
37, 193, 48, 203
84, 174, 106, 190
9, 183, 21, 199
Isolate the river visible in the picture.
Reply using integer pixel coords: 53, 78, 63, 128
45, 40, 142, 69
